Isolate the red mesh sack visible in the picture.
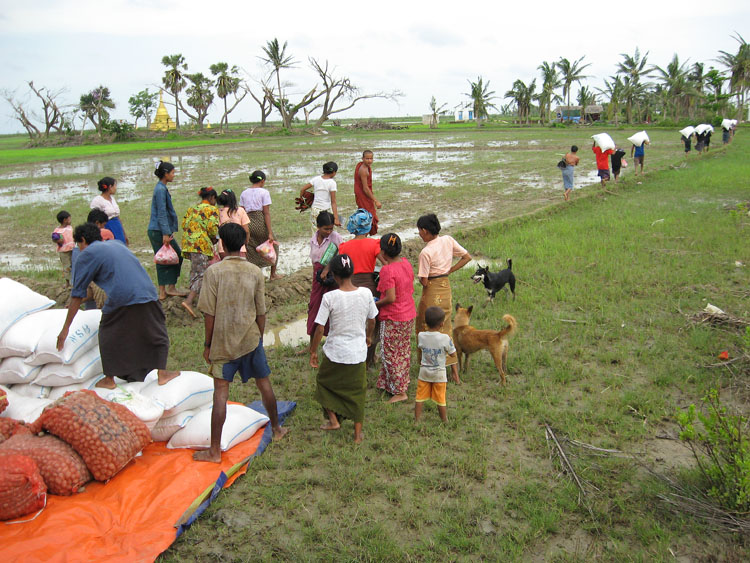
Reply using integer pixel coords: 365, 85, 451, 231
0, 418, 32, 444
35, 390, 151, 482
0, 434, 91, 496
0, 454, 46, 521
0, 388, 7, 414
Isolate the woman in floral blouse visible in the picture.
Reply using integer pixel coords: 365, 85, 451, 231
180, 187, 219, 317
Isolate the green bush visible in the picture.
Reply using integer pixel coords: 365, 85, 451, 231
676, 389, 750, 511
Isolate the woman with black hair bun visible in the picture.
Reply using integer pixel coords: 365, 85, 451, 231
415, 213, 471, 377
310, 253, 378, 444
91, 176, 128, 244
240, 170, 282, 280
180, 187, 219, 317
147, 160, 188, 299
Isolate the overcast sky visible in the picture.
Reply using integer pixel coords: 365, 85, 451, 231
1, 0, 748, 134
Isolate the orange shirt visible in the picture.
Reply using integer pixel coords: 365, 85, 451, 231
100, 228, 115, 241
338, 237, 381, 274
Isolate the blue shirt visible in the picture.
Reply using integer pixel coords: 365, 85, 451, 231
72, 240, 158, 313
634, 144, 645, 157
147, 181, 178, 235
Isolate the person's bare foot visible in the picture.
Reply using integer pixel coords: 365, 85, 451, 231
295, 347, 309, 356
320, 421, 340, 431
269, 274, 284, 281
94, 376, 117, 389
157, 369, 180, 385
388, 393, 408, 403
181, 301, 197, 318
354, 431, 364, 444
272, 427, 290, 441
452, 374, 461, 384
193, 449, 222, 463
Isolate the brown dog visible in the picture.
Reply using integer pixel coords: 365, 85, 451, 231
453, 304, 517, 384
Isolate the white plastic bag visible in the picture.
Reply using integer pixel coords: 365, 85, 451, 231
255, 240, 277, 265
27, 309, 101, 366
151, 409, 198, 442
0, 309, 68, 359
679, 126, 695, 139
0, 357, 43, 385
627, 131, 650, 146
33, 347, 102, 387
591, 133, 615, 152
0, 278, 55, 340
139, 370, 214, 417
166, 404, 269, 451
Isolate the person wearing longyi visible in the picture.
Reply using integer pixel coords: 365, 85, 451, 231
56, 223, 180, 389
147, 160, 189, 300
354, 150, 380, 235
91, 176, 128, 244
181, 187, 220, 319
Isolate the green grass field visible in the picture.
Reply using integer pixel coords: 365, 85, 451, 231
2, 126, 748, 560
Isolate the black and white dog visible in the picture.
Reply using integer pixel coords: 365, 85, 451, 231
472, 260, 515, 301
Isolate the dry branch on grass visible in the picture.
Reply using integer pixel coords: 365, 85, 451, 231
689, 310, 750, 330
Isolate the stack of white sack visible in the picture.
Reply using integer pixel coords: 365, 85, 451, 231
627, 131, 650, 146
591, 133, 615, 151
679, 126, 696, 138
139, 370, 215, 441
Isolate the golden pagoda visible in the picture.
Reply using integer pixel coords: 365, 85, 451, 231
149, 91, 177, 132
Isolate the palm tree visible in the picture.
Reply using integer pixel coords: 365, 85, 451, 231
465, 76, 497, 127
260, 38, 296, 129
210, 62, 245, 132
652, 54, 695, 121
616, 49, 651, 123
555, 56, 591, 109
537, 61, 562, 124
577, 86, 597, 123
689, 62, 708, 119
161, 54, 187, 129
505, 79, 536, 125
597, 76, 624, 125
716, 33, 750, 121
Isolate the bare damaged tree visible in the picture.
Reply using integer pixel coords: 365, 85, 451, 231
309, 58, 402, 127
27, 82, 67, 136
247, 75, 274, 126
2, 91, 41, 140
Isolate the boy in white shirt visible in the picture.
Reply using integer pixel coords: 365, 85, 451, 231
416, 306, 459, 422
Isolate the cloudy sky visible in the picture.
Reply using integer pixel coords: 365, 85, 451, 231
1, 0, 748, 134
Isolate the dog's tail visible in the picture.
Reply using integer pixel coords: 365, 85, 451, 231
507, 258, 512, 270
498, 314, 517, 338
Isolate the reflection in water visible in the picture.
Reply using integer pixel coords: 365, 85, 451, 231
263, 316, 308, 348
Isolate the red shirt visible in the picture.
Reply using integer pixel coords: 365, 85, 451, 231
377, 258, 416, 322
100, 228, 115, 241
339, 237, 381, 274
593, 146, 614, 170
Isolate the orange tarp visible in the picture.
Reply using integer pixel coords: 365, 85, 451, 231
0, 428, 265, 563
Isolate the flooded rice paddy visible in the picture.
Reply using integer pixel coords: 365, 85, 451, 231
0, 129, 682, 277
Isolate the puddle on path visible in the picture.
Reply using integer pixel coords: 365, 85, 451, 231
1, 252, 57, 271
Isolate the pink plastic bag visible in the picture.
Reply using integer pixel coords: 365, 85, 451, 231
154, 243, 179, 265
255, 240, 276, 265
621, 159, 628, 168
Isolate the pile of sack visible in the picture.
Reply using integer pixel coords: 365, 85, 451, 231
0, 278, 269, 520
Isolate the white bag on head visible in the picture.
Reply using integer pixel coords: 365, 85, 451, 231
695, 123, 711, 135
0, 278, 55, 340
0, 309, 68, 359
591, 133, 615, 152
166, 404, 269, 451
722, 118, 733, 130
0, 357, 43, 385
33, 347, 102, 387
27, 309, 101, 366
139, 370, 214, 417
679, 126, 695, 138
627, 131, 650, 146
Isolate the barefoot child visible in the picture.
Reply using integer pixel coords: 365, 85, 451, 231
415, 306, 458, 423
310, 253, 378, 443
195, 223, 288, 463
375, 233, 416, 403
52, 210, 75, 285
